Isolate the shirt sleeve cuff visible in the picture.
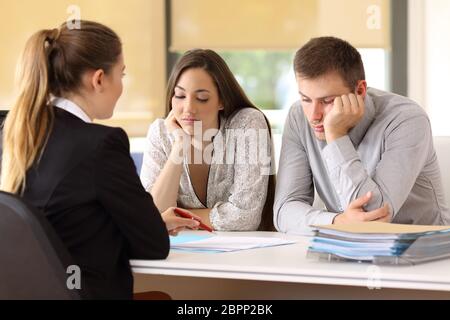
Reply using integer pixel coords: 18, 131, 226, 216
276, 201, 339, 232
322, 135, 358, 172
310, 211, 339, 227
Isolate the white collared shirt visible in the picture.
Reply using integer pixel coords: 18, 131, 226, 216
52, 97, 92, 123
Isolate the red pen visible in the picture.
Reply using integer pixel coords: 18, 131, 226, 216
174, 208, 214, 233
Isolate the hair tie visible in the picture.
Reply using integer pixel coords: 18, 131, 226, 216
46, 28, 61, 45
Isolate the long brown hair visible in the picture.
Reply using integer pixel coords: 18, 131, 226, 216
166, 49, 276, 231
1, 20, 122, 194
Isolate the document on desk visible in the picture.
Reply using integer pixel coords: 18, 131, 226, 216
308, 222, 450, 264
312, 222, 450, 240
170, 234, 297, 253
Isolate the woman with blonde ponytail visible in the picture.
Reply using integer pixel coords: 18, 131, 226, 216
1, 21, 199, 299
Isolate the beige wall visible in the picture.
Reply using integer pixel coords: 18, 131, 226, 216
0, 0, 166, 136
0, 0, 391, 136
171, 0, 390, 51
424, 0, 450, 136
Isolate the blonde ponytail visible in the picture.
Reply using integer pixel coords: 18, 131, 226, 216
1, 29, 56, 194
1, 21, 122, 194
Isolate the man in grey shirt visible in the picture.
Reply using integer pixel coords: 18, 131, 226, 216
274, 37, 450, 234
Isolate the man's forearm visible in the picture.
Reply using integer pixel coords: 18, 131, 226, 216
322, 135, 384, 211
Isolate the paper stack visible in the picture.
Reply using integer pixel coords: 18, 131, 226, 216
307, 222, 450, 265
170, 234, 297, 253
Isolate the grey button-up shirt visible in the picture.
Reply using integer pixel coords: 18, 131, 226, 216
274, 88, 450, 234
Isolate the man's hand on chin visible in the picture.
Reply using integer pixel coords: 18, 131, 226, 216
324, 93, 365, 143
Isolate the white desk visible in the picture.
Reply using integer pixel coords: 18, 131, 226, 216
131, 231, 450, 299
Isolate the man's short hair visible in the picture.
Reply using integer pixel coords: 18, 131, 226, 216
294, 37, 365, 90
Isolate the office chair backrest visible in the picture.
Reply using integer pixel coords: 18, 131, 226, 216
131, 152, 144, 175
0, 110, 7, 159
0, 191, 80, 300
0, 110, 7, 126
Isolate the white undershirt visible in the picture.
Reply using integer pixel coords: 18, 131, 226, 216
52, 97, 92, 123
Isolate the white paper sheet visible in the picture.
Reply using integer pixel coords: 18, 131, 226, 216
171, 235, 297, 252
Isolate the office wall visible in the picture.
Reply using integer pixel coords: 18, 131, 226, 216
425, 0, 450, 136
0, 0, 166, 136
0, 0, 395, 136
171, 0, 390, 50
409, 0, 450, 136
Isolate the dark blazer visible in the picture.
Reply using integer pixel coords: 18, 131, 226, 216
23, 108, 169, 299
